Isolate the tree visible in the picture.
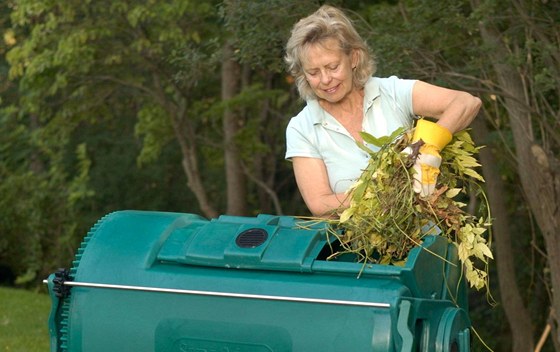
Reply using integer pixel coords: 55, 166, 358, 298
355, 0, 559, 349
218, 0, 320, 215
221, 37, 246, 215
7, 0, 226, 218
6, 0, 319, 220
0, 0, 94, 284
473, 1, 560, 349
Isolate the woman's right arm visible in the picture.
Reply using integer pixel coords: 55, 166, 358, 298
292, 156, 350, 218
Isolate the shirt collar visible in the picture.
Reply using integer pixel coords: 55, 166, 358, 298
363, 77, 380, 111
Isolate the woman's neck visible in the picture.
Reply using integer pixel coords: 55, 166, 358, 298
320, 88, 364, 122
320, 88, 365, 142
319, 89, 364, 117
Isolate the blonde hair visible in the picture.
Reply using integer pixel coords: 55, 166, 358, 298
284, 5, 376, 101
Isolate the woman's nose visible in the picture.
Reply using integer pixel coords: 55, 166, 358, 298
320, 71, 332, 84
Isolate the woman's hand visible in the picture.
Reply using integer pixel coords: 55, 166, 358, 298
410, 81, 481, 196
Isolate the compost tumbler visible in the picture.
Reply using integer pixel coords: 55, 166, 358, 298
46, 210, 471, 352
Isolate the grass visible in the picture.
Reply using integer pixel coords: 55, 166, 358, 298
0, 286, 50, 352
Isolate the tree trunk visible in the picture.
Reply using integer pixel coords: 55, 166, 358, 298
222, 40, 247, 216
150, 71, 218, 219
170, 106, 218, 219
478, 16, 560, 351
471, 116, 534, 351
255, 72, 280, 214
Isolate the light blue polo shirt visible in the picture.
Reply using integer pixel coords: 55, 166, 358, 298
285, 76, 416, 194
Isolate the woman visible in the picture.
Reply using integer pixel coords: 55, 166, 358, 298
284, 5, 481, 218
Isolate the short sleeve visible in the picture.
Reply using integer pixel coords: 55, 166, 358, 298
377, 76, 416, 127
285, 110, 321, 160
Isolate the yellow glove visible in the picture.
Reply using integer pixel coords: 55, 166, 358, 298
410, 119, 452, 197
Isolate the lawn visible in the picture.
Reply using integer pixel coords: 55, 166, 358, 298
0, 286, 50, 352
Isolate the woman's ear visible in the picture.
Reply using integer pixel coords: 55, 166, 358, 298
351, 49, 359, 69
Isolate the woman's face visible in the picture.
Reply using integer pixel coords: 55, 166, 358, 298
302, 38, 357, 103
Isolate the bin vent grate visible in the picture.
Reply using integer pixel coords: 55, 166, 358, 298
236, 228, 268, 248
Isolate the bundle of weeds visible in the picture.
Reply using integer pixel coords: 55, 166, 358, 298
329, 126, 493, 291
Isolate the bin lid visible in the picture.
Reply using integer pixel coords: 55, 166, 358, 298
157, 214, 330, 272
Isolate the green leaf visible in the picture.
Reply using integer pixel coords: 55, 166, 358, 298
360, 131, 386, 147
445, 188, 462, 198
359, 127, 405, 148
463, 168, 485, 182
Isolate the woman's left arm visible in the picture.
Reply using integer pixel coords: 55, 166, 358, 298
411, 80, 482, 133
408, 80, 482, 196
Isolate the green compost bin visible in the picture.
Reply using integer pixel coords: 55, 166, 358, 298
46, 210, 471, 352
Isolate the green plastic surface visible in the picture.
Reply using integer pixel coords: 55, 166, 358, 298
47, 210, 471, 351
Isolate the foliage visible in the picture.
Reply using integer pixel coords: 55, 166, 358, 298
220, 0, 320, 72
71, 111, 199, 216
355, 1, 558, 347
0, 0, 224, 284
330, 127, 493, 291
358, 0, 482, 83
135, 103, 175, 166
0, 103, 91, 284
0, 0, 309, 283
